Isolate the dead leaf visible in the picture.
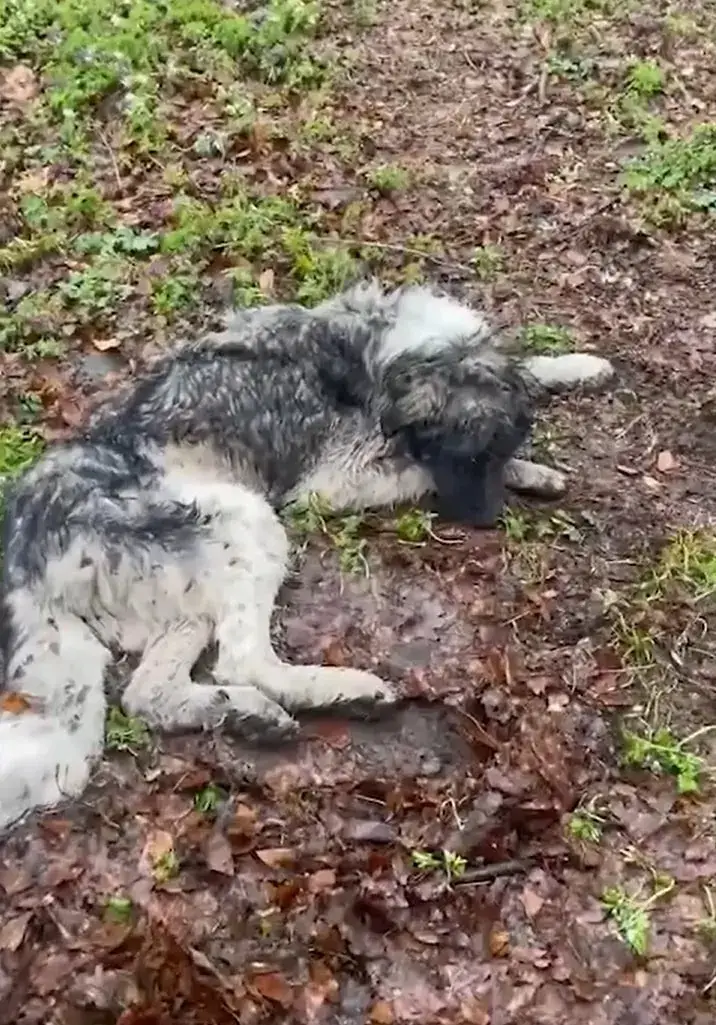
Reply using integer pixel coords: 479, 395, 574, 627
0, 691, 32, 715
0, 911, 32, 951
59, 400, 86, 428
205, 830, 234, 876
656, 449, 677, 473
16, 168, 49, 194
488, 926, 510, 958
308, 868, 336, 892
93, 337, 122, 352
520, 886, 545, 918
258, 268, 275, 296
229, 802, 257, 834
256, 847, 296, 868
2, 65, 38, 106
298, 961, 339, 1021
139, 830, 174, 875
370, 1001, 394, 1024
459, 998, 490, 1025
249, 971, 294, 1008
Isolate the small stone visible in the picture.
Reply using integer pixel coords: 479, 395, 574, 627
523, 353, 616, 393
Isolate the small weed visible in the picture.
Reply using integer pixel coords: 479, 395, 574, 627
622, 725, 705, 794
625, 59, 664, 100
366, 164, 411, 194
394, 508, 437, 544
194, 783, 227, 815
104, 895, 134, 924
0, 424, 43, 478
520, 0, 620, 27
600, 886, 649, 955
567, 800, 605, 844
332, 514, 369, 575
412, 849, 467, 884
472, 244, 505, 281
611, 611, 656, 668
545, 51, 594, 81
501, 508, 582, 545
283, 230, 357, 305
643, 529, 716, 603
601, 876, 674, 955
74, 227, 161, 259
152, 848, 180, 884
621, 123, 716, 222
105, 706, 151, 752
151, 270, 201, 318
57, 260, 133, 320
520, 323, 575, 355
283, 493, 369, 575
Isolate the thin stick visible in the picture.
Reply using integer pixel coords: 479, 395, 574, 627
455, 859, 533, 885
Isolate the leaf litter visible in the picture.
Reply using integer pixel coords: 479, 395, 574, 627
2, 0, 716, 1022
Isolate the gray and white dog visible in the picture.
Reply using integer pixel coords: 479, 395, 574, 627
0, 280, 613, 831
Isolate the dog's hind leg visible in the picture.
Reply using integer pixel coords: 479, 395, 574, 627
122, 617, 297, 743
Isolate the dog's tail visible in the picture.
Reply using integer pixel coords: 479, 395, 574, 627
0, 599, 110, 832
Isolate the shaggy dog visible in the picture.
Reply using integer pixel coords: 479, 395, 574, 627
0, 281, 612, 831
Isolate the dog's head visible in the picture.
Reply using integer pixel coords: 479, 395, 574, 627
380, 345, 535, 526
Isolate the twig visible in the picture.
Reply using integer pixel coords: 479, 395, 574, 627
334, 237, 475, 275
455, 859, 533, 885
95, 125, 123, 192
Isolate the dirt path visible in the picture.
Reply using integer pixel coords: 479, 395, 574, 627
2, 1, 716, 1022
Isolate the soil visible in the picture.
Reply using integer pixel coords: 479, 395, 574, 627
2, 1, 716, 1023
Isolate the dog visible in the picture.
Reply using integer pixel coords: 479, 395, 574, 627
0, 280, 611, 831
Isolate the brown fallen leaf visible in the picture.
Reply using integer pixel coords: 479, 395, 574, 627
249, 971, 294, 1008
205, 830, 234, 876
459, 998, 490, 1025
229, 802, 257, 835
520, 886, 545, 919
308, 868, 336, 892
93, 337, 122, 352
139, 830, 174, 876
0, 691, 32, 715
0, 911, 32, 951
2, 64, 38, 106
656, 449, 677, 473
370, 1001, 394, 1024
16, 168, 50, 194
489, 925, 510, 958
258, 268, 275, 296
256, 847, 296, 868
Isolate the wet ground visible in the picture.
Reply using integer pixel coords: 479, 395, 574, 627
3, 0, 716, 1022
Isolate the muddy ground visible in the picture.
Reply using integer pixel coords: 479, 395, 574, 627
1, 0, 716, 1022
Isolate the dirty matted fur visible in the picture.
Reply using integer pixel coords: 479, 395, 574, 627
0, 280, 552, 831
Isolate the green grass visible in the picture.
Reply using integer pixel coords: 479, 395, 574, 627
621, 122, 716, 223
412, 849, 467, 883
520, 323, 575, 354
472, 244, 505, 281
366, 164, 411, 194
193, 783, 227, 815
104, 706, 151, 752
283, 492, 369, 575
103, 895, 134, 924
0, 424, 43, 477
622, 725, 705, 794
601, 874, 674, 956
